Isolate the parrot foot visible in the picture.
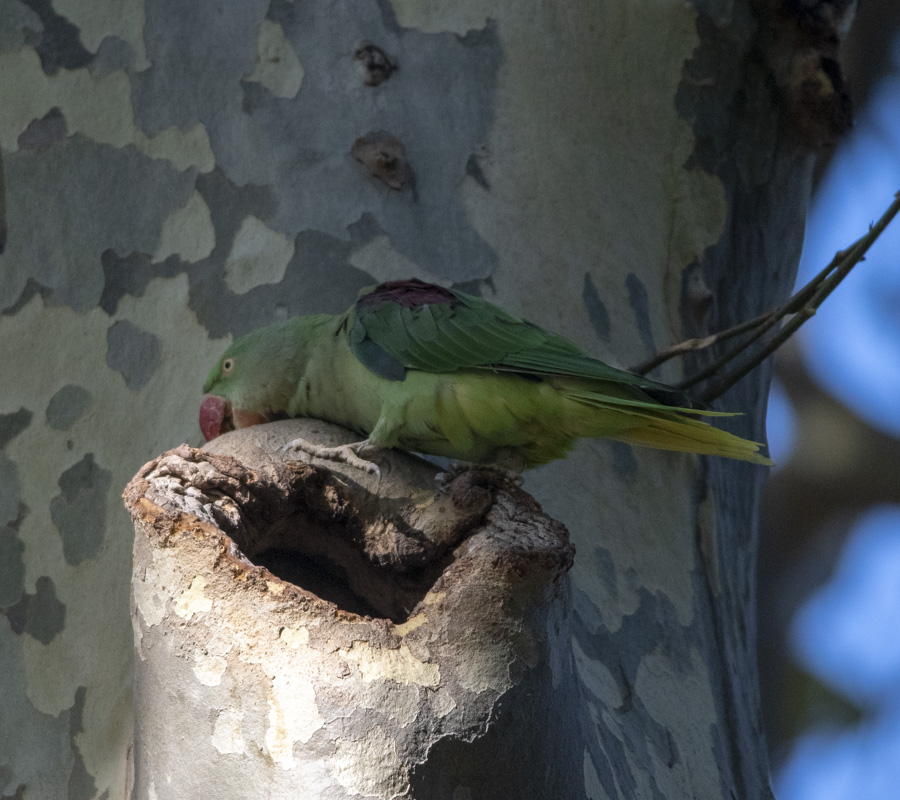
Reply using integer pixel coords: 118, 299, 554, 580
279, 437, 382, 479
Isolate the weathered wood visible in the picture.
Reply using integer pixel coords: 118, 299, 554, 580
125, 421, 576, 798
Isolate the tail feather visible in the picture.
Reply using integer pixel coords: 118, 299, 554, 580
609, 416, 773, 465
561, 387, 737, 417
566, 391, 773, 466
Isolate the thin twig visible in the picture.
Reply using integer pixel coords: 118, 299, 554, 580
677, 254, 842, 390
628, 191, 900, 396
631, 192, 900, 391
630, 248, 849, 378
676, 310, 781, 389
630, 311, 770, 375
695, 190, 900, 401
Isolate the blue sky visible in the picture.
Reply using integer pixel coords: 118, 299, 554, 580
768, 55, 900, 799
794, 74, 900, 437
777, 508, 900, 800
765, 378, 796, 465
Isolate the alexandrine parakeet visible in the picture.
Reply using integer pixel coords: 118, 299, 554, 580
201, 279, 772, 475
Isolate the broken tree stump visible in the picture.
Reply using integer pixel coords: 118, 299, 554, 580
123, 420, 579, 799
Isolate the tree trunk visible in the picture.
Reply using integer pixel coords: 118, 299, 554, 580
1, 0, 834, 797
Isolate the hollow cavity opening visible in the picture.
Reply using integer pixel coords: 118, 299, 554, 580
229, 510, 446, 624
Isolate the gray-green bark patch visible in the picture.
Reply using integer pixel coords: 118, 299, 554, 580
2, 575, 65, 643
89, 35, 134, 77
571, 584, 698, 799
50, 453, 111, 565
45, 385, 91, 431
607, 441, 638, 480
18, 0, 93, 74
0, 453, 22, 526
99, 250, 185, 316
17, 106, 67, 151
0, 408, 32, 448
625, 273, 657, 357
582, 273, 611, 342
187, 169, 373, 338
0, 0, 42, 54
106, 320, 161, 390
131, 0, 268, 136
1, 137, 195, 313
0, 504, 27, 607
208, 0, 501, 282
67, 687, 97, 800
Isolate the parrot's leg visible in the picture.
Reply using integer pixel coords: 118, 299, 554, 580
279, 437, 382, 478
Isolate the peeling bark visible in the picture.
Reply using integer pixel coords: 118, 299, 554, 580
124, 420, 576, 798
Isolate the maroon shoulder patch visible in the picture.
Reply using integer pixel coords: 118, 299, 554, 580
357, 278, 459, 309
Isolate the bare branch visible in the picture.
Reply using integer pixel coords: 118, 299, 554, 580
632, 191, 900, 401
697, 191, 900, 401
630, 312, 769, 375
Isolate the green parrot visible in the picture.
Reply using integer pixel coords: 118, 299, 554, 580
201, 279, 772, 476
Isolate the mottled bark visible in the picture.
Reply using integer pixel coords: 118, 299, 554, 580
1, 0, 839, 796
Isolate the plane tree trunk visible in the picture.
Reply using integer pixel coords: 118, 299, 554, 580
2, 0, 850, 797
120, 0, 828, 776
126, 1, 829, 796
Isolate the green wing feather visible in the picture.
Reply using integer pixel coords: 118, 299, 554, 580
349, 286, 720, 415
345, 282, 771, 465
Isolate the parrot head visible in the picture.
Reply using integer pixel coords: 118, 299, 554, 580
200, 327, 290, 441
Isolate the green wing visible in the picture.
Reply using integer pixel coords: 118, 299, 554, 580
347, 281, 705, 412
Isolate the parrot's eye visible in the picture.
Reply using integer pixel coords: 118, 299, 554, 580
222, 358, 235, 375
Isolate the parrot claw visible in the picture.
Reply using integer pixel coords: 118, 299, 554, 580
279, 437, 382, 479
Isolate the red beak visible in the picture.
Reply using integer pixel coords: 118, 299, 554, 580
199, 396, 230, 441
200, 396, 271, 441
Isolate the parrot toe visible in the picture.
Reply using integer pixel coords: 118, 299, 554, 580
279, 437, 382, 479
